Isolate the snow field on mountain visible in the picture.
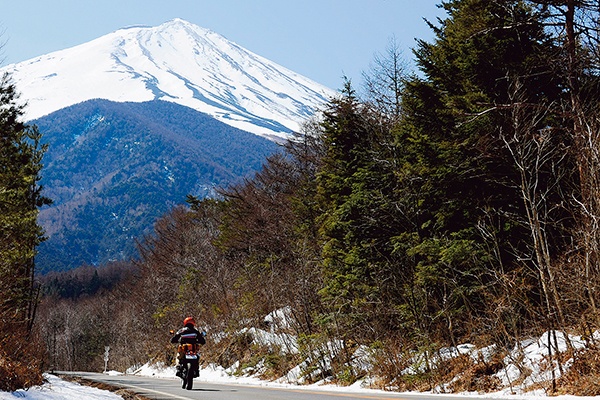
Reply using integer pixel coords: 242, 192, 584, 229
2, 18, 335, 140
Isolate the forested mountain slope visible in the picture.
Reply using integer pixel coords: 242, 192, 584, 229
34, 99, 280, 272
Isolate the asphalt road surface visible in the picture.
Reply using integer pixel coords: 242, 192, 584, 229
58, 371, 476, 400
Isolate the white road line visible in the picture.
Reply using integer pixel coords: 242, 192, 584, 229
106, 381, 193, 400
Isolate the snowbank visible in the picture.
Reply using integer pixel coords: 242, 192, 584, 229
0, 374, 122, 400
128, 327, 592, 396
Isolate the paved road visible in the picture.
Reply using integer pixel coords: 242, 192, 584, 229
58, 371, 472, 400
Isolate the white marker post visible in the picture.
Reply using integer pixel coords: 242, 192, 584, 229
104, 346, 110, 373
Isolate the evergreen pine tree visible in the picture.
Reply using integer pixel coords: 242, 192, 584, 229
0, 72, 51, 333
315, 80, 405, 340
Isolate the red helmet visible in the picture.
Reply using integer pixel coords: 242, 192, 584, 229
183, 317, 196, 326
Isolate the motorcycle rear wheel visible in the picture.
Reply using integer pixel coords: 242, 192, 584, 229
184, 362, 194, 390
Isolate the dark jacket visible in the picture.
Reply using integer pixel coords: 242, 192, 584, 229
170, 325, 206, 345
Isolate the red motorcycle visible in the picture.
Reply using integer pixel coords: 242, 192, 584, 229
175, 342, 200, 390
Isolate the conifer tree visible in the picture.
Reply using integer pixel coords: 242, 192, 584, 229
0, 72, 51, 333
401, 0, 577, 341
315, 81, 404, 341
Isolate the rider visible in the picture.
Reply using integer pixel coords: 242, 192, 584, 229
170, 317, 206, 376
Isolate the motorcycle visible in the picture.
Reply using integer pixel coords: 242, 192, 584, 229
176, 343, 200, 390
170, 330, 206, 390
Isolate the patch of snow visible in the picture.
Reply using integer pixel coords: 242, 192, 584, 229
240, 326, 299, 354
264, 306, 294, 330
0, 374, 122, 400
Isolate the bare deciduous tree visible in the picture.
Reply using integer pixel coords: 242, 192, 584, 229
362, 36, 408, 123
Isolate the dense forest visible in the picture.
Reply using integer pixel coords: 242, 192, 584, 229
5, 0, 600, 395
33, 99, 280, 272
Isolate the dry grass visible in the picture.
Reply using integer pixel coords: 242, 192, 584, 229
0, 327, 45, 392
556, 347, 600, 396
368, 344, 505, 394
444, 354, 503, 393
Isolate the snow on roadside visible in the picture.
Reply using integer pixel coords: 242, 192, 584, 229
3, 308, 600, 399
0, 374, 122, 400
128, 314, 600, 397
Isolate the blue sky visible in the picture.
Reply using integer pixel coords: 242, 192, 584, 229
2, 1, 443, 90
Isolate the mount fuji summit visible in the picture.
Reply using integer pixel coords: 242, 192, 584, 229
3, 18, 335, 141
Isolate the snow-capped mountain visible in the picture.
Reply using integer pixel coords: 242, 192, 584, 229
2, 18, 335, 140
